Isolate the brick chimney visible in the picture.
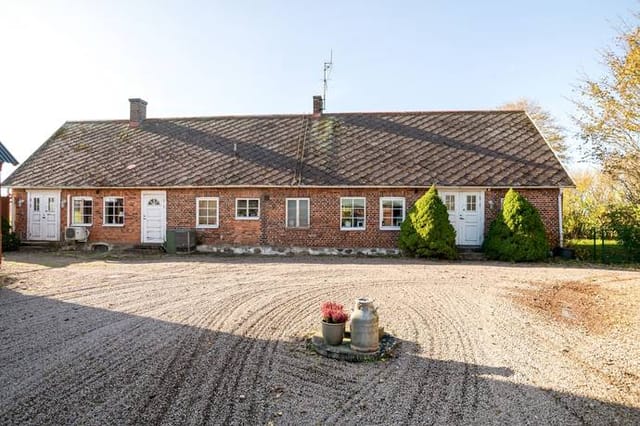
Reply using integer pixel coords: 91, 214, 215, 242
128, 98, 147, 128
312, 95, 323, 117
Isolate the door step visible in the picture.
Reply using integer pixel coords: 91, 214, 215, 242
457, 246, 486, 261
20, 241, 60, 251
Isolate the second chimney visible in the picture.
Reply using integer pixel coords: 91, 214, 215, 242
312, 95, 323, 117
129, 98, 147, 128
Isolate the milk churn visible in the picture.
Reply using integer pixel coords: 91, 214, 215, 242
350, 298, 379, 352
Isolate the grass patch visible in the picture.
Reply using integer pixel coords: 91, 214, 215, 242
566, 239, 634, 264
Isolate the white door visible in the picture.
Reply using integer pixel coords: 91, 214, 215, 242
141, 192, 166, 244
440, 191, 484, 246
28, 191, 59, 241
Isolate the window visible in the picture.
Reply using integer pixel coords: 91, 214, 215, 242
380, 197, 405, 230
196, 197, 219, 228
72, 197, 93, 226
103, 197, 124, 226
340, 197, 366, 230
286, 198, 310, 228
444, 194, 456, 212
236, 198, 260, 219
466, 195, 477, 211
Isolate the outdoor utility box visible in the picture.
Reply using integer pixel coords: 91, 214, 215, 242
165, 228, 197, 254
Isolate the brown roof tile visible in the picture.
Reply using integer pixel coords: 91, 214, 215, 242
3, 110, 573, 188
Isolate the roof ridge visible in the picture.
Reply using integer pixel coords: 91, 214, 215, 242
64, 109, 526, 124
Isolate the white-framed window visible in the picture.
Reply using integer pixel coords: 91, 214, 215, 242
71, 197, 93, 226
379, 197, 405, 230
340, 197, 366, 230
236, 198, 260, 219
103, 197, 124, 226
196, 197, 219, 228
466, 195, 477, 211
444, 194, 456, 212
286, 198, 310, 228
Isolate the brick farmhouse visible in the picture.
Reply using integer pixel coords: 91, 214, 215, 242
3, 97, 573, 253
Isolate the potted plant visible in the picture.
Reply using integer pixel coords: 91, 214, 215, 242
321, 301, 349, 346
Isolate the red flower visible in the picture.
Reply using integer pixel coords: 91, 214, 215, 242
321, 301, 350, 324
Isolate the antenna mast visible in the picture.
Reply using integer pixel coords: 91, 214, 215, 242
323, 50, 333, 111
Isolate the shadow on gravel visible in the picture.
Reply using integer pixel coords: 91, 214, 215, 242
0, 288, 638, 425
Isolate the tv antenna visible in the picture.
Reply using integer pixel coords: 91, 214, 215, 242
323, 50, 333, 111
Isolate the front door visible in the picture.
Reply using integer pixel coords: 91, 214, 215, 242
27, 191, 59, 241
440, 191, 484, 246
141, 192, 166, 244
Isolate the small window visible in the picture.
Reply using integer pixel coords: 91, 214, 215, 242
33, 198, 40, 212
380, 197, 405, 230
444, 195, 456, 212
196, 197, 219, 228
72, 197, 93, 226
236, 198, 260, 219
47, 197, 55, 211
103, 197, 124, 226
286, 198, 310, 228
341, 197, 366, 230
466, 195, 477, 212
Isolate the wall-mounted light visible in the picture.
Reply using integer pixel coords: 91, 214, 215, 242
60, 199, 67, 209
488, 199, 495, 210
16, 198, 24, 208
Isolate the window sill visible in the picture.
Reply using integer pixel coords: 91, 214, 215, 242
286, 226, 310, 230
102, 224, 125, 227
196, 225, 219, 229
340, 227, 366, 231
70, 223, 92, 227
380, 227, 401, 231
235, 217, 260, 221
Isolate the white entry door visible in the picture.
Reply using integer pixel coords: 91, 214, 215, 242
440, 191, 484, 246
27, 191, 60, 241
141, 192, 166, 244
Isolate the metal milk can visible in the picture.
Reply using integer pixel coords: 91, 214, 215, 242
350, 297, 379, 352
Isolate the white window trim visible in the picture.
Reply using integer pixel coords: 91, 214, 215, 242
71, 196, 93, 227
340, 197, 366, 231
196, 197, 220, 229
285, 198, 310, 228
379, 197, 405, 230
235, 198, 260, 220
103, 196, 125, 227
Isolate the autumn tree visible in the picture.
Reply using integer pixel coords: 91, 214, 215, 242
500, 98, 569, 162
574, 23, 640, 203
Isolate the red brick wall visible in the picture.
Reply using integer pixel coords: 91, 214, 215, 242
484, 188, 561, 247
10, 187, 562, 248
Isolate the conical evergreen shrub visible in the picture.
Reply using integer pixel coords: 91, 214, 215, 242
483, 188, 549, 261
399, 185, 457, 259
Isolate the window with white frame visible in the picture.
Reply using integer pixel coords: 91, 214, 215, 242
103, 197, 124, 226
286, 198, 309, 228
379, 197, 405, 230
340, 197, 366, 230
236, 198, 260, 219
71, 197, 93, 226
196, 197, 219, 228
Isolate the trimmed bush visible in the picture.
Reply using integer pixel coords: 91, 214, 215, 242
483, 189, 549, 262
399, 185, 457, 259
1, 217, 20, 252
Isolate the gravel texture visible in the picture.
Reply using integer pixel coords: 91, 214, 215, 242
0, 252, 638, 425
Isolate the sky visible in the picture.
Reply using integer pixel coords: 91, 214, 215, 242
0, 0, 637, 180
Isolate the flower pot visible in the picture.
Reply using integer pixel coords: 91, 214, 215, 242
322, 321, 346, 346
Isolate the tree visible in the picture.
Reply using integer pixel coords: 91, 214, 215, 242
483, 189, 549, 262
562, 169, 624, 239
500, 99, 569, 162
574, 22, 640, 203
398, 185, 457, 259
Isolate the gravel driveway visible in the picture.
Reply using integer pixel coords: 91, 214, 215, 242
1, 252, 639, 425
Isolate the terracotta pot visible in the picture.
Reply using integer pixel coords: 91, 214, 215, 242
322, 321, 346, 346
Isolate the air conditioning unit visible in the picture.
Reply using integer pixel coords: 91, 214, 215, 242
65, 227, 89, 242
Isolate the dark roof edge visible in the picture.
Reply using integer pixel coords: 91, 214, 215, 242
0, 141, 19, 165
4, 184, 573, 190
63, 109, 526, 125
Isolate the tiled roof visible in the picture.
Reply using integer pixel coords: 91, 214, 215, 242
2, 110, 573, 188
0, 140, 18, 166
